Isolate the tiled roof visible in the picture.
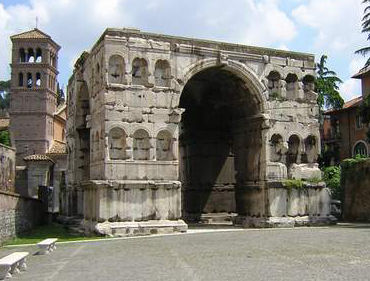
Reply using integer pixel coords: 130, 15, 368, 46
353, 65, 370, 79
47, 140, 67, 154
24, 154, 54, 162
10, 28, 61, 49
325, 96, 362, 115
342, 96, 362, 109
0, 118, 9, 130
11, 28, 51, 40
54, 103, 67, 119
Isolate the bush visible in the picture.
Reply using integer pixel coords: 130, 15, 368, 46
0, 130, 10, 146
282, 179, 304, 189
323, 166, 341, 200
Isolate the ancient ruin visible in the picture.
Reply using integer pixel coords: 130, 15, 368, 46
65, 28, 334, 235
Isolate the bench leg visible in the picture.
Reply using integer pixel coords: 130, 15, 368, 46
10, 263, 20, 274
0, 265, 11, 280
19, 258, 27, 271
38, 247, 49, 255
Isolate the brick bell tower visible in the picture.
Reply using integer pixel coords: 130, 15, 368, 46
9, 28, 61, 164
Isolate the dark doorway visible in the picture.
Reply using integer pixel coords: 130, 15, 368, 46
179, 67, 262, 223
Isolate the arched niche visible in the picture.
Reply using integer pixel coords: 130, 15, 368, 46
287, 134, 301, 167
154, 60, 171, 87
108, 55, 125, 84
303, 75, 315, 92
156, 130, 173, 161
132, 58, 149, 86
133, 129, 151, 160
270, 134, 286, 163
94, 131, 100, 161
108, 127, 127, 160
267, 70, 284, 99
304, 135, 318, 163
285, 73, 299, 100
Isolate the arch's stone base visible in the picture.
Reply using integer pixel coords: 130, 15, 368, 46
235, 183, 336, 228
234, 215, 337, 228
88, 220, 188, 237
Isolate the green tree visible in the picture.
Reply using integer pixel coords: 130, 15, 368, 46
0, 80, 10, 110
323, 166, 342, 200
56, 83, 65, 106
359, 94, 370, 141
315, 55, 344, 111
355, 0, 370, 66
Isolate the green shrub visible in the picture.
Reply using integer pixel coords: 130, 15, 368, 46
341, 155, 368, 170
323, 166, 341, 200
0, 130, 10, 147
282, 179, 304, 189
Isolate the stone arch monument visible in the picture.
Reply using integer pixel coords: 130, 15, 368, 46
66, 28, 334, 235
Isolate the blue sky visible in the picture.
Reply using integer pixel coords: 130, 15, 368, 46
0, 0, 366, 101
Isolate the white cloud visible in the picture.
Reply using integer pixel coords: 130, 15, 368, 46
292, 0, 363, 52
278, 44, 289, 51
340, 78, 361, 102
0, 0, 296, 85
349, 56, 367, 75
241, 0, 297, 46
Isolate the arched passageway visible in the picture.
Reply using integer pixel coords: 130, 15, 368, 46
179, 66, 264, 222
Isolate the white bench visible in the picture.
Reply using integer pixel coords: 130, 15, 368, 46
37, 238, 58, 255
0, 252, 29, 280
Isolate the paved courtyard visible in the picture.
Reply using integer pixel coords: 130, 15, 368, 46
2, 224, 370, 281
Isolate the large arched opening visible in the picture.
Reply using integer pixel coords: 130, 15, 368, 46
179, 66, 265, 223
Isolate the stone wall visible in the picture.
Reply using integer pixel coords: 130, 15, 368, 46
0, 190, 43, 244
0, 143, 15, 192
343, 159, 370, 221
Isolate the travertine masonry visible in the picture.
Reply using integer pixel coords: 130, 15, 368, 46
66, 28, 333, 234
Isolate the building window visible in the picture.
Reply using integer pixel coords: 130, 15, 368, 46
36, 48, 42, 63
27, 48, 35, 63
353, 141, 368, 157
27, 73, 33, 88
36, 73, 41, 87
19, 48, 26, 63
356, 114, 363, 129
18, 73, 24, 87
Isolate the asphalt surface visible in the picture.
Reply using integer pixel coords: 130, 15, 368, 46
2, 224, 370, 281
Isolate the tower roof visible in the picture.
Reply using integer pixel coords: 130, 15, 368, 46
11, 28, 60, 49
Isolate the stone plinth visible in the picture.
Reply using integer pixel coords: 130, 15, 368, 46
91, 220, 187, 236
83, 180, 184, 235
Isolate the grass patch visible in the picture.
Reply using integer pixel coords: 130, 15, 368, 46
3, 223, 104, 246
282, 179, 304, 189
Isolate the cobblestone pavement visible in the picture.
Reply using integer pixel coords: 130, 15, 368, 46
2, 224, 370, 281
